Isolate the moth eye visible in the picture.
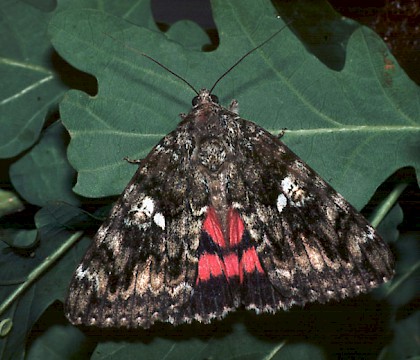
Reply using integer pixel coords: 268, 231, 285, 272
192, 96, 200, 106
210, 95, 219, 104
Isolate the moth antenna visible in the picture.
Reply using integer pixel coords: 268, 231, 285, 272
140, 53, 199, 95
209, 21, 292, 94
105, 33, 199, 95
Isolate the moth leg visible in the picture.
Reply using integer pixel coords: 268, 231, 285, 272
228, 100, 239, 114
277, 128, 287, 139
124, 156, 143, 164
179, 113, 188, 119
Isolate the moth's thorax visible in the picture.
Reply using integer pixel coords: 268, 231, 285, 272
188, 93, 238, 176
188, 89, 239, 238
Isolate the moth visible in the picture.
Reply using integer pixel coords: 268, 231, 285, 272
65, 28, 394, 329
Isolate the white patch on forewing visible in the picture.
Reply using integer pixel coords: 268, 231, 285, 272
125, 196, 157, 229
129, 196, 155, 220
281, 176, 310, 207
153, 212, 165, 229
281, 176, 294, 194
140, 196, 155, 217
75, 265, 100, 291
276, 193, 287, 213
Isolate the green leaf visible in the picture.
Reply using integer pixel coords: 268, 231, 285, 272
0, 204, 90, 360
0, 189, 24, 218
1, 229, 38, 250
383, 231, 420, 307
379, 311, 420, 360
92, 323, 326, 360
0, 0, 62, 158
9, 121, 80, 207
49, 0, 419, 210
371, 203, 404, 302
26, 324, 91, 360
274, 342, 326, 360
9, 122, 80, 207
376, 203, 404, 244
0, 0, 157, 160
0, 318, 13, 337
166, 20, 211, 49
58, 0, 157, 30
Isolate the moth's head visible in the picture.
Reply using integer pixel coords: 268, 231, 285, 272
192, 89, 220, 108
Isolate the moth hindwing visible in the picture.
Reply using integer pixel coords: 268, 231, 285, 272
65, 89, 394, 329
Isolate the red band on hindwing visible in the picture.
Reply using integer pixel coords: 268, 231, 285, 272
197, 207, 265, 284
196, 253, 225, 283
240, 247, 264, 283
223, 253, 240, 278
228, 208, 244, 247
229, 208, 264, 282
203, 207, 225, 248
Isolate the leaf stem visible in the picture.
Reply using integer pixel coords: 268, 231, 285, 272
0, 231, 83, 318
384, 260, 420, 298
369, 181, 408, 228
263, 341, 287, 360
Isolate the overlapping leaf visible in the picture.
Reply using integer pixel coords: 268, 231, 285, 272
9, 122, 80, 207
0, 204, 90, 360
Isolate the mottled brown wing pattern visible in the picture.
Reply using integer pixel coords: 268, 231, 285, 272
65, 128, 208, 328
66, 90, 394, 329
231, 119, 394, 310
